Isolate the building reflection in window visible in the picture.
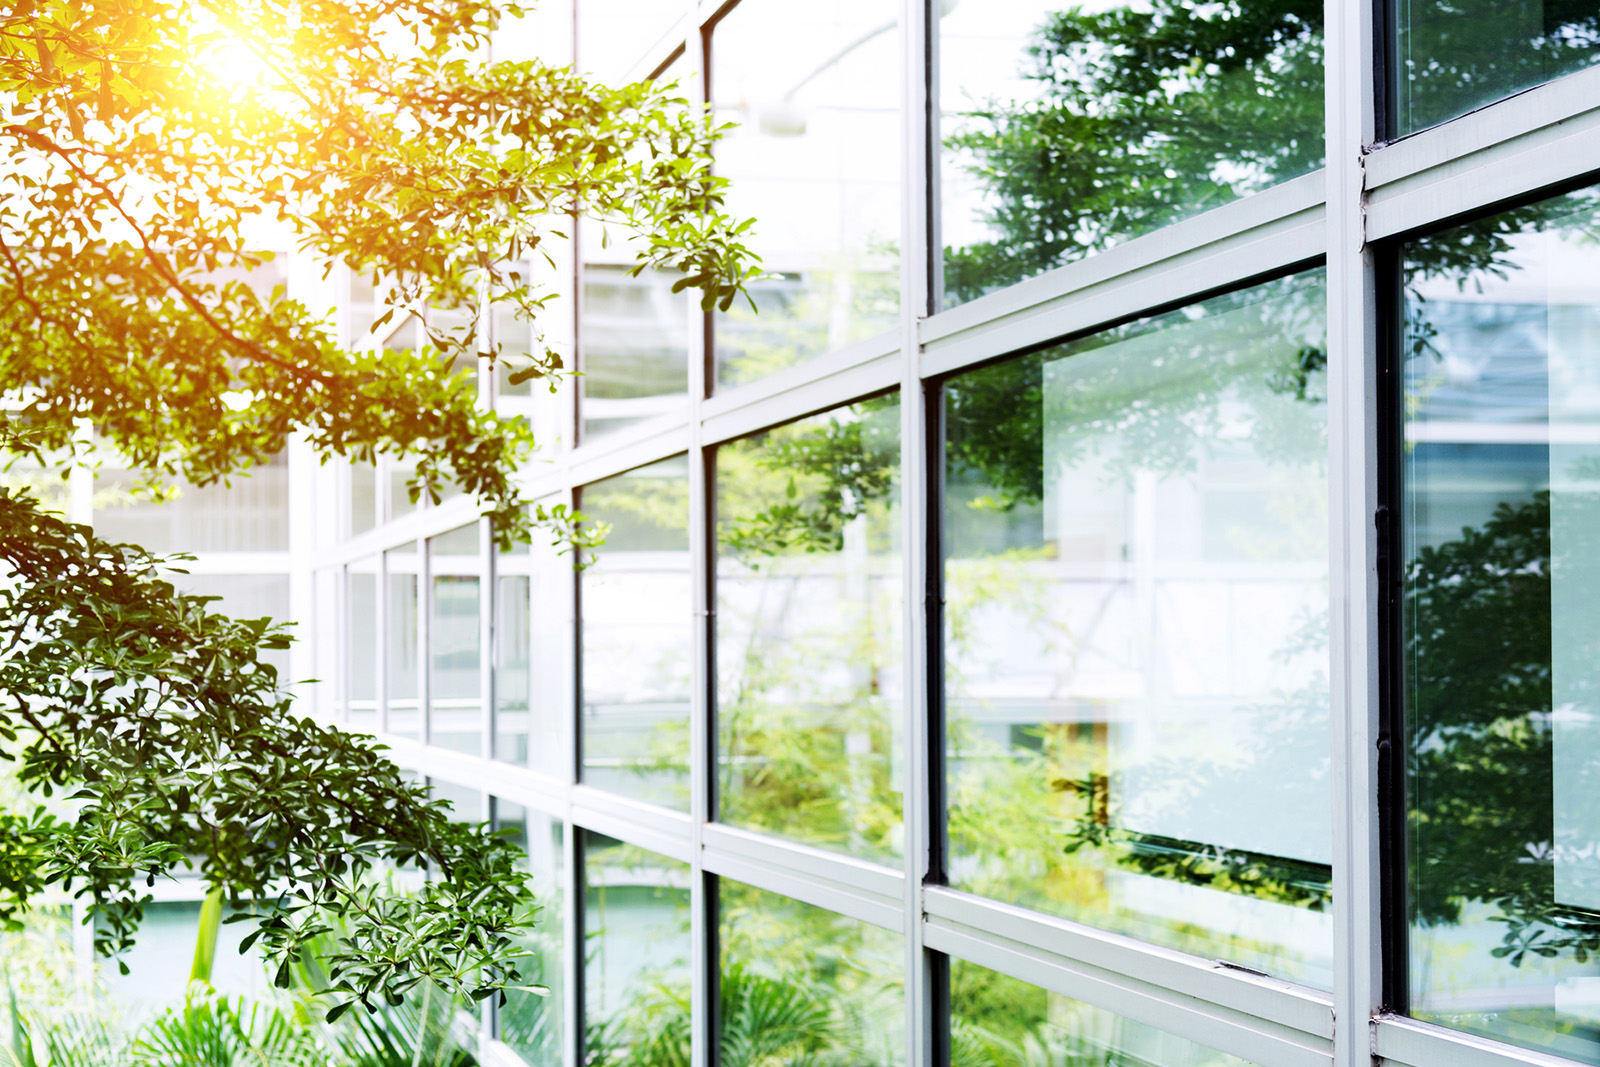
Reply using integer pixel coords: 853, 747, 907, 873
1401, 186, 1600, 1061
579, 457, 692, 809
715, 395, 903, 865
710, 0, 900, 389
939, 0, 1323, 306
942, 269, 1332, 986
582, 831, 691, 1066
429, 523, 482, 754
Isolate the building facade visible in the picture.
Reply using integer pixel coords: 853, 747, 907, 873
162, 0, 1600, 1065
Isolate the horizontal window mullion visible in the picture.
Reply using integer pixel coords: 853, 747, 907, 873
699, 335, 901, 447
568, 783, 695, 863
700, 822, 905, 924
927, 905, 1332, 1067
920, 171, 1326, 380
1374, 1015, 1594, 1067
1367, 70, 1600, 242
925, 886, 1334, 1042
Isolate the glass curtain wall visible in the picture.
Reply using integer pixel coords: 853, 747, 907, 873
297, 2, 1600, 1067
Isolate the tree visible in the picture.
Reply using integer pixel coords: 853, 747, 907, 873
0, 0, 754, 1016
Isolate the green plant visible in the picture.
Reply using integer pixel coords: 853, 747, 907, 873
0, 0, 755, 1016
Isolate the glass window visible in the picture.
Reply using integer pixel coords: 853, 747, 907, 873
428, 778, 484, 822
950, 958, 1259, 1067
576, 0, 681, 83
93, 453, 289, 553
710, 0, 900, 390
582, 831, 691, 1065
350, 460, 377, 537
715, 396, 902, 864
580, 458, 692, 809
942, 271, 1332, 985
577, 54, 692, 441
1394, 1, 1600, 135
494, 800, 566, 1066
1401, 187, 1600, 1059
387, 456, 418, 523
349, 559, 379, 733
496, 534, 534, 768
719, 880, 903, 1066
939, 0, 1323, 307
312, 567, 340, 719
386, 542, 421, 739
429, 523, 483, 754
579, 262, 691, 441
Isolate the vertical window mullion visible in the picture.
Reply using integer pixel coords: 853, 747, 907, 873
904, 0, 936, 1063
1326, 0, 1384, 1063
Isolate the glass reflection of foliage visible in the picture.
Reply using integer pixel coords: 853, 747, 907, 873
579, 459, 692, 810
950, 960, 1251, 1067
944, 0, 1324, 303
1405, 495, 1586, 962
587, 880, 903, 1067
944, 271, 1332, 979
716, 257, 899, 390
715, 397, 903, 864
1396, 0, 1600, 134
494, 801, 563, 1067
583, 833, 692, 1067
1400, 193, 1600, 1011
719, 881, 902, 1067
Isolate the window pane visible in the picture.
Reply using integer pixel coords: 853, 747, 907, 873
350, 460, 376, 536
386, 544, 421, 739
1394, 2, 1600, 135
950, 958, 1259, 1067
429, 523, 482, 754
93, 453, 289, 553
577, 0, 681, 83
1402, 188, 1600, 1059
943, 271, 1331, 985
710, 0, 900, 389
580, 457, 692, 809
495, 561, 533, 766
715, 396, 902, 863
939, 1, 1323, 307
349, 561, 379, 734
494, 800, 565, 1066
580, 263, 690, 440
719, 880, 903, 1066
583, 831, 691, 1065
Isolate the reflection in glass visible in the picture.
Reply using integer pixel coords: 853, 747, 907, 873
93, 453, 289, 552
1402, 188, 1600, 1060
1395, 1, 1600, 135
583, 831, 691, 1066
580, 458, 691, 808
387, 457, 417, 523
349, 562, 379, 733
576, 0, 681, 83
943, 271, 1331, 984
386, 544, 420, 739
350, 460, 376, 536
496, 535, 533, 768
939, 0, 1323, 307
429, 523, 482, 754
719, 880, 903, 1066
579, 263, 689, 440
950, 959, 1257, 1067
715, 397, 902, 863
494, 799, 565, 1066
711, 0, 900, 389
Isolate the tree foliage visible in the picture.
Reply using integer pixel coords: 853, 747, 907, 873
0, 0, 754, 1016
